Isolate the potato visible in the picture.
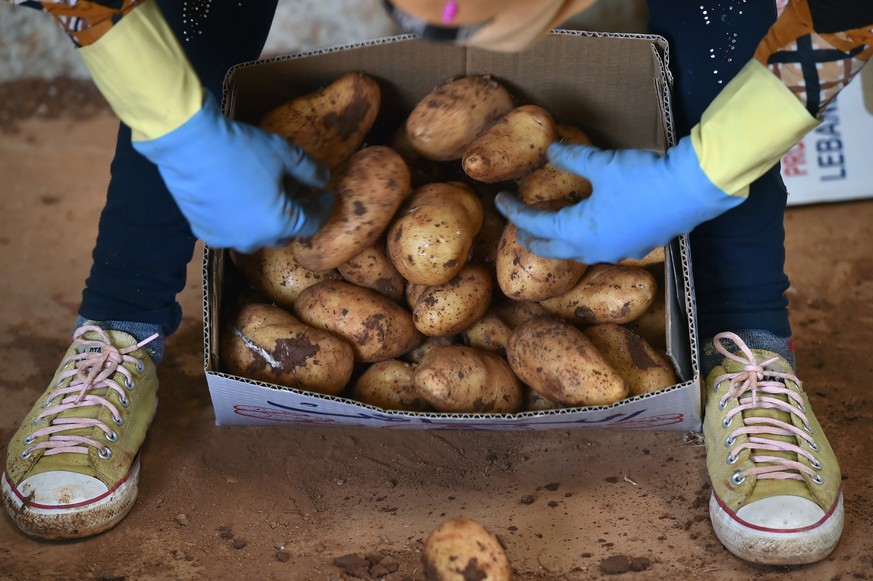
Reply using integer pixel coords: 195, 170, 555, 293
387, 182, 483, 285
259, 72, 380, 168
540, 264, 657, 326
391, 124, 462, 186
515, 123, 593, 205
337, 244, 405, 302
220, 302, 354, 396
462, 105, 556, 183
555, 123, 594, 145
403, 335, 459, 364
293, 280, 422, 362
407, 263, 493, 337
350, 359, 431, 411
462, 312, 512, 356
422, 517, 512, 581
490, 297, 551, 329
506, 318, 627, 406
618, 246, 666, 268
229, 246, 341, 310
626, 267, 667, 349
495, 219, 587, 302
525, 388, 563, 412
517, 164, 592, 205
415, 345, 522, 413
292, 146, 412, 272
582, 324, 677, 396
470, 202, 507, 265
406, 75, 515, 161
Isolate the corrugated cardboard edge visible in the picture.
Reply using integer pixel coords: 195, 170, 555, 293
202, 31, 702, 432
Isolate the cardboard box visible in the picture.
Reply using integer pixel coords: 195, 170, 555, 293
782, 65, 873, 205
203, 31, 703, 431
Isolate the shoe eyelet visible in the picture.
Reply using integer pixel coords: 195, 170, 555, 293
105, 430, 118, 443
809, 441, 820, 452
717, 399, 727, 411
119, 396, 130, 408
22, 435, 36, 445
135, 360, 145, 373
726, 453, 738, 465
31, 417, 41, 426
98, 447, 112, 460
803, 423, 814, 435
113, 415, 125, 426
812, 474, 824, 485
724, 435, 736, 447
19, 450, 33, 460
125, 377, 136, 391
41, 399, 51, 409
809, 458, 822, 470
730, 471, 746, 486
721, 416, 733, 429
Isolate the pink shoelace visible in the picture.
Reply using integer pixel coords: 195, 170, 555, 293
20, 325, 158, 460
712, 332, 823, 484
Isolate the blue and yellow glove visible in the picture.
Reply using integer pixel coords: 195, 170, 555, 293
78, 0, 333, 253
496, 58, 819, 264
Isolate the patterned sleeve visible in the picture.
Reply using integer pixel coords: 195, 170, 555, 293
755, 0, 873, 118
9, 0, 145, 47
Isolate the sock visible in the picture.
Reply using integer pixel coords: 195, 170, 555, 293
700, 329, 795, 378
74, 316, 165, 364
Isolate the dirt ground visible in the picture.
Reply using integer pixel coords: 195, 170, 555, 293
0, 82, 872, 581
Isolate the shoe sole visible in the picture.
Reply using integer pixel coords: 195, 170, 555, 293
1, 456, 141, 540
709, 490, 844, 565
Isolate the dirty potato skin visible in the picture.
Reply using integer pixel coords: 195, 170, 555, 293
293, 280, 422, 363
415, 345, 522, 413
539, 264, 658, 326
496, 219, 587, 302
292, 146, 412, 272
406, 75, 515, 161
220, 303, 354, 396
387, 182, 484, 286
462, 312, 513, 356
422, 517, 512, 581
582, 324, 677, 396
337, 244, 406, 302
258, 72, 381, 168
229, 246, 341, 310
406, 263, 493, 337
506, 317, 627, 406
462, 104, 556, 183
350, 359, 432, 411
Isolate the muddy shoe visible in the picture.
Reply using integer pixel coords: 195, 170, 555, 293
703, 332, 843, 565
2, 325, 158, 539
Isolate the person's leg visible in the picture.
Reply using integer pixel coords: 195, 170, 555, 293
648, 1, 843, 565
80, 0, 281, 360
3, 0, 280, 540
647, 1, 792, 367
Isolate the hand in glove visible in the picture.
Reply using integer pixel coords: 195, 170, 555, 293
133, 94, 334, 253
495, 137, 745, 264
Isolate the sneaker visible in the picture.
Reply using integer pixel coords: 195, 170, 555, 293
2, 325, 159, 539
703, 332, 843, 565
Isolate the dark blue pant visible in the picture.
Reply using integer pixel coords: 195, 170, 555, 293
79, 0, 279, 337
82, 2, 793, 342
647, 1, 792, 340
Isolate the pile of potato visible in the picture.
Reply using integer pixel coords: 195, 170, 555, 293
220, 72, 677, 414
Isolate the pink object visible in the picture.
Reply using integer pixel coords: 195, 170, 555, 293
441, 0, 458, 24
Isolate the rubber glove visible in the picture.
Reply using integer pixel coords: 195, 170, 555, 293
133, 94, 335, 253
495, 136, 745, 264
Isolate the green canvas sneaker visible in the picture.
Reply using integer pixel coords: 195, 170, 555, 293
703, 332, 843, 565
2, 325, 158, 539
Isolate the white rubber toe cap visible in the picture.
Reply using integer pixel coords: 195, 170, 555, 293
17, 471, 109, 509
736, 496, 826, 530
